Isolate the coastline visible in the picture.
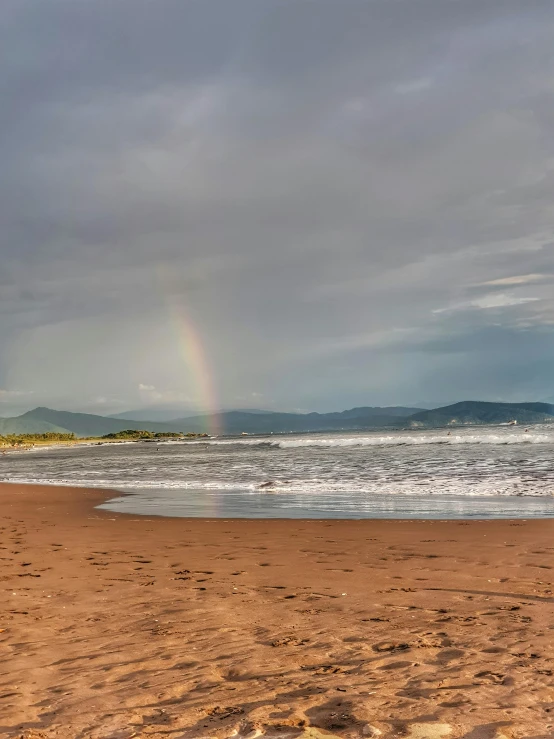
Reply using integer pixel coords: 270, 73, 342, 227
0, 437, 159, 453
2, 482, 554, 738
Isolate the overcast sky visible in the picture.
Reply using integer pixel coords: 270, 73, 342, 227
2, 0, 554, 416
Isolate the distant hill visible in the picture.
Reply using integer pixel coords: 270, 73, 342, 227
17, 408, 190, 437
0, 416, 70, 435
409, 401, 554, 427
109, 407, 282, 422
321, 406, 424, 419
165, 407, 427, 434
4, 402, 553, 438
108, 408, 200, 422
5, 405, 425, 437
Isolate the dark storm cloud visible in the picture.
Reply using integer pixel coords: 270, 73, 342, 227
1, 0, 554, 413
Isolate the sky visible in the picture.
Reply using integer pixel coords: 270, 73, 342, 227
2, 0, 554, 416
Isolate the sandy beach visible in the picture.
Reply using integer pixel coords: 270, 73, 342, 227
2, 483, 554, 739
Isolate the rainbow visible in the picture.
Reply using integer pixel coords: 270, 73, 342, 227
170, 302, 221, 436
155, 263, 221, 436
164, 297, 221, 438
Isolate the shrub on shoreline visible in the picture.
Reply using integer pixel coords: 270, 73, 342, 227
0, 432, 76, 447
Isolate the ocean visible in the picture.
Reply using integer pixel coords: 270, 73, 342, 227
3, 425, 554, 518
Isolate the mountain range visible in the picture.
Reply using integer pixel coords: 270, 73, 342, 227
1, 401, 554, 437
0, 405, 423, 436
107, 407, 283, 422
409, 401, 554, 427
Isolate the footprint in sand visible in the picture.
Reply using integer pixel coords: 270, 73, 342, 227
301, 664, 347, 675
327, 568, 354, 573
378, 660, 413, 670
473, 670, 507, 685
372, 641, 410, 653
271, 635, 309, 647
296, 608, 324, 614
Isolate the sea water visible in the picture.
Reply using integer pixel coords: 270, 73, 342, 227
2, 426, 554, 518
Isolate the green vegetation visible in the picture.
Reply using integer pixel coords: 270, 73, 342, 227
0, 432, 76, 447
102, 429, 181, 439
102, 429, 157, 439
0, 428, 211, 449
0, 416, 72, 435
101, 430, 209, 439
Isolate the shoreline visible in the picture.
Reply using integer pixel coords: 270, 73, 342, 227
6, 480, 554, 521
2, 482, 554, 738
0, 432, 212, 454
0, 438, 144, 456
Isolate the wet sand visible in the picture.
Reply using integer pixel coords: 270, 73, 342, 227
2, 483, 554, 739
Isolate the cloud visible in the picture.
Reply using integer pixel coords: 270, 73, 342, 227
2, 1, 554, 410
471, 294, 541, 310
394, 77, 434, 95
0, 389, 35, 417
434, 293, 541, 314
137, 383, 195, 407
0, 389, 34, 401
477, 274, 549, 286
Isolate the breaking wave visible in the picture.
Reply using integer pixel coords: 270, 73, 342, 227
3, 425, 554, 516
4, 475, 554, 498
189, 432, 552, 448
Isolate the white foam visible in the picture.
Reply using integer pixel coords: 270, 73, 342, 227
4, 430, 552, 454
3, 425, 554, 505
182, 431, 553, 448
3, 475, 554, 498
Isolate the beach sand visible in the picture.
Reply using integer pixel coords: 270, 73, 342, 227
2, 483, 554, 739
